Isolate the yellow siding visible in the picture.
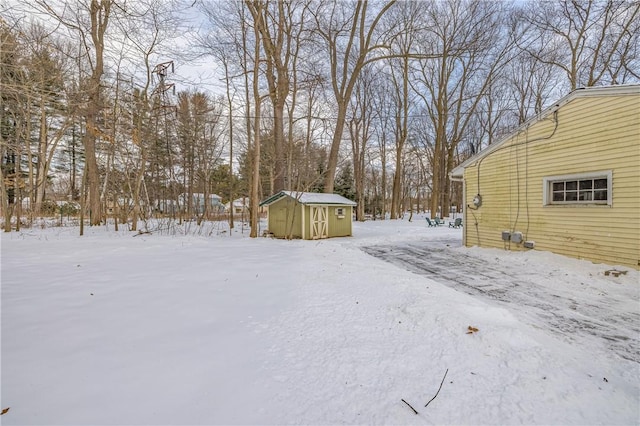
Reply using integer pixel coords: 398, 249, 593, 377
327, 205, 353, 237
302, 205, 310, 238
267, 198, 303, 238
462, 93, 640, 269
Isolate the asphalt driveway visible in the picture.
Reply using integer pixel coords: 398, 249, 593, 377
362, 239, 640, 363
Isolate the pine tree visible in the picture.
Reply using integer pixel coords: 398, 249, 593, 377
334, 165, 356, 200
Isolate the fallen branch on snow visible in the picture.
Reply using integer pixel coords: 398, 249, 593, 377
425, 368, 448, 408
401, 399, 418, 415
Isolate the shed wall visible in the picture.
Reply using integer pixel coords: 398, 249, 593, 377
267, 198, 303, 238
327, 205, 353, 237
301, 205, 354, 239
267, 198, 354, 239
462, 93, 640, 269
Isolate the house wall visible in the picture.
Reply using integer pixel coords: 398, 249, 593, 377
267, 198, 303, 238
462, 93, 640, 269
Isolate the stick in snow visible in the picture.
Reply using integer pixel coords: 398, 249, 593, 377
425, 368, 449, 408
401, 399, 418, 415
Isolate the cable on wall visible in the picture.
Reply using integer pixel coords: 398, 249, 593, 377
466, 110, 559, 248
473, 110, 559, 206
512, 130, 522, 237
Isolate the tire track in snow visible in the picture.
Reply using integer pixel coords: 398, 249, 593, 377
362, 241, 640, 363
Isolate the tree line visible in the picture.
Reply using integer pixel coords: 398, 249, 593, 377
1, 0, 638, 236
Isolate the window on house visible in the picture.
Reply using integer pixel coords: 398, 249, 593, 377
544, 171, 612, 206
335, 207, 345, 217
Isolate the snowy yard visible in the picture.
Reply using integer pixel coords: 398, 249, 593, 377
1, 217, 639, 425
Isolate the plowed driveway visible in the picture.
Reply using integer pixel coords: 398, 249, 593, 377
362, 239, 640, 363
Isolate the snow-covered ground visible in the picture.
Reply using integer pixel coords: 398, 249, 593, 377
1, 216, 639, 425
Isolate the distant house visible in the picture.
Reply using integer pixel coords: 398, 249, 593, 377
154, 199, 179, 215
178, 193, 225, 214
259, 191, 357, 239
450, 85, 639, 269
226, 197, 250, 216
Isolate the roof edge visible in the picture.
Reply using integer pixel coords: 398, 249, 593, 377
450, 84, 640, 179
259, 190, 286, 207
259, 190, 357, 207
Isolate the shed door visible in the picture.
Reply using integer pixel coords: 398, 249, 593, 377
310, 206, 328, 239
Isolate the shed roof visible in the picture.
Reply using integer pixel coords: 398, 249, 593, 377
259, 191, 357, 207
450, 84, 640, 179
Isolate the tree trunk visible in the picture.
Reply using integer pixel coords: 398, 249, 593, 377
390, 158, 402, 219
249, 14, 262, 238
83, 112, 102, 225
131, 147, 146, 232
82, 0, 111, 226
323, 101, 348, 193
0, 144, 12, 232
35, 101, 48, 216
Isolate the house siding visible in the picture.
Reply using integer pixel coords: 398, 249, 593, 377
462, 93, 640, 269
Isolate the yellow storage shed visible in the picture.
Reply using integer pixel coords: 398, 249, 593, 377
259, 191, 357, 240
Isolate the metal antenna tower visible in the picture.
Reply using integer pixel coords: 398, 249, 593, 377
151, 61, 177, 116
151, 61, 178, 194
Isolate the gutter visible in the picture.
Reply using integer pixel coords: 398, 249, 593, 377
449, 172, 464, 182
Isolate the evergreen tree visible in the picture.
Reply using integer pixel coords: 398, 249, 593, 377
210, 163, 244, 202
334, 165, 355, 200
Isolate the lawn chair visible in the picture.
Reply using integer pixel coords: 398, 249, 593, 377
435, 217, 445, 226
426, 217, 437, 227
449, 218, 463, 228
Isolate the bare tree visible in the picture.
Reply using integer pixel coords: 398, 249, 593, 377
368, 72, 396, 220
384, 0, 422, 219
0, 17, 22, 231
411, 0, 514, 218
1, 15, 76, 228
18, 24, 73, 217
198, 0, 264, 235
348, 65, 377, 221
249, 18, 264, 237
310, 0, 397, 193
245, 1, 311, 194
519, 0, 640, 90
199, 1, 247, 230
33, 0, 115, 225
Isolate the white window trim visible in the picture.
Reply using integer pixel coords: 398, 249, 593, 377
543, 170, 612, 206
